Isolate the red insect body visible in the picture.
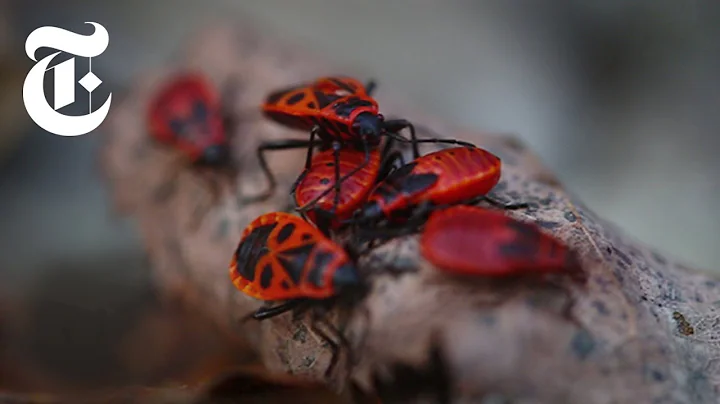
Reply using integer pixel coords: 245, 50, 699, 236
148, 74, 230, 166
262, 76, 380, 143
294, 149, 382, 230
421, 206, 574, 277
229, 212, 361, 301
360, 147, 502, 222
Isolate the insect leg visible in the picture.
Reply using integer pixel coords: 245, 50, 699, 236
383, 119, 420, 159
247, 299, 308, 321
311, 312, 353, 379
305, 126, 320, 170
410, 137, 477, 149
152, 152, 187, 203
240, 138, 324, 204
365, 79, 377, 96
309, 320, 340, 379
483, 195, 529, 210
219, 77, 242, 133
188, 172, 224, 231
380, 134, 395, 162
289, 170, 308, 199
465, 194, 529, 210
377, 151, 404, 182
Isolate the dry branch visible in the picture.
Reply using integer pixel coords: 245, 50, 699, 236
100, 22, 720, 404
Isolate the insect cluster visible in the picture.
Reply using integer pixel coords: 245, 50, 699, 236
147, 74, 583, 398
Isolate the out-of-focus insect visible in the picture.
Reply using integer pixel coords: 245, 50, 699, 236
291, 139, 404, 236
350, 146, 526, 241
149, 73, 236, 169
147, 73, 240, 229
229, 212, 367, 378
245, 76, 468, 214
420, 205, 580, 278
421, 205, 584, 325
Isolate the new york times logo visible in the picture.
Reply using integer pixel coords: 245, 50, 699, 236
23, 22, 112, 137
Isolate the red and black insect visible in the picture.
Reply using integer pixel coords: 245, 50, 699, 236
420, 205, 579, 278
148, 73, 239, 228
148, 73, 235, 169
230, 212, 367, 377
352, 145, 526, 235
245, 76, 469, 213
291, 139, 404, 235
262, 76, 385, 145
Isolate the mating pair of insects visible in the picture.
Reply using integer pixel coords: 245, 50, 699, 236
149, 74, 518, 231
149, 74, 581, 381
149, 75, 414, 214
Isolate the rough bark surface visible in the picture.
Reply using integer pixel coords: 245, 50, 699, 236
99, 23, 720, 404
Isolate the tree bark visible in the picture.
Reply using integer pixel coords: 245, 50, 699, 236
99, 22, 720, 404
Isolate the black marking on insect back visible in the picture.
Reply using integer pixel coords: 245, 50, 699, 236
281, 280, 291, 290
314, 91, 340, 109
266, 86, 298, 105
383, 162, 417, 184
498, 242, 537, 259
400, 173, 440, 197
286, 91, 306, 106
323, 119, 340, 136
334, 122, 350, 136
301, 233, 313, 241
372, 183, 400, 202
191, 99, 209, 123
499, 220, 541, 259
235, 223, 277, 281
260, 264, 274, 289
331, 78, 354, 93
333, 102, 352, 118
264, 111, 311, 130
320, 120, 337, 138
332, 119, 349, 137
320, 178, 330, 185
276, 243, 315, 285
276, 223, 296, 244
169, 118, 186, 137
307, 250, 334, 287
307, 101, 316, 109
372, 163, 425, 201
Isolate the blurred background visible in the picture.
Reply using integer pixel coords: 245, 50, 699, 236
1, 0, 719, 395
